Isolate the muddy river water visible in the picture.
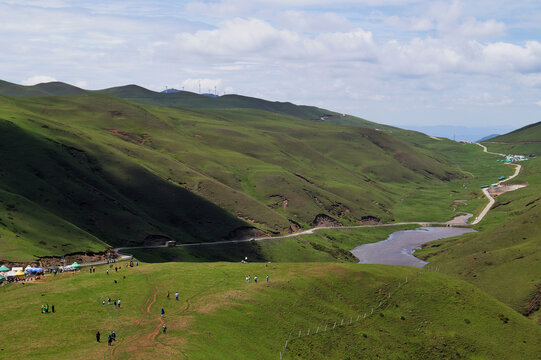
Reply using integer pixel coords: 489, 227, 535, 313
351, 227, 476, 267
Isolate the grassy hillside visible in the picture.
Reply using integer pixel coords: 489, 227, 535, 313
1, 261, 539, 359
0, 90, 516, 262
0, 80, 86, 97
483, 121, 541, 154
417, 133, 541, 319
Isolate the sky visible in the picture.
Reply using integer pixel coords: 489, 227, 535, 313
1, 0, 541, 138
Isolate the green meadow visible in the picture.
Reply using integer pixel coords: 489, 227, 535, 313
1, 261, 540, 360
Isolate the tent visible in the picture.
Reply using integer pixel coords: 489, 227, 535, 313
71, 262, 81, 268
47, 265, 60, 272
15, 270, 25, 276
0, 265, 9, 272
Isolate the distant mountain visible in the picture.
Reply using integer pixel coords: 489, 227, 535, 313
0, 80, 385, 128
477, 134, 500, 142
404, 125, 514, 143
161, 88, 181, 94
0, 79, 86, 97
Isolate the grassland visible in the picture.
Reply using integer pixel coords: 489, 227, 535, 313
416, 136, 541, 320
0, 88, 513, 262
1, 261, 540, 359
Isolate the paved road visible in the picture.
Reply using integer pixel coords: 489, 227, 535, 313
82, 143, 525, 265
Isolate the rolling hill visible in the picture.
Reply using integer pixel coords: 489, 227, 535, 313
418, 125, 541, 320
0, 80, 514, 263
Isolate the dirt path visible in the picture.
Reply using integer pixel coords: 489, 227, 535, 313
470, 143, 523, 225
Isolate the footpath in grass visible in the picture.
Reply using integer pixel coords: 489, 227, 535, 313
1, 261, 540, 359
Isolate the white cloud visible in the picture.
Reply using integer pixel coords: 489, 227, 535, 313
276, 11, 354, 32
456, 93, 514, 106
535, 100, 541, 107
74, 80, 88, 88
21, 75, 57, 85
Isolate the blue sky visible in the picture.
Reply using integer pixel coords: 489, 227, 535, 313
1, 0, 540, 136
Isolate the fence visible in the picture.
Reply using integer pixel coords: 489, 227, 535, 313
278, 265, 441, 359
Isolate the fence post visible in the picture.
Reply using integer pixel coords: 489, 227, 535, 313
307, 328, 310, 336
325, 324, 327, 332
316, 326, 319, 334
340, 319, 344, 326
298, 330, 301, 338
333, 322, 336, 329
285, 339, 288, 350
356, 315, 359, 321
364, 313, 367, 319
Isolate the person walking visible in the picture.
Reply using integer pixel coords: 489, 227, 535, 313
162, 325, 167, 334
254, 275, 258, 283
106, 269, 109, 275
107, 334, 112, 346
117, 299, 121, 308
166, 291, 170, 299
175, 292, 179, 301
108, 297, 111, 304
161, 308, 165, 317
96, 331, 101, 343
52, 304, 55, 313
266, 275, 269, 283
102, 300, 105, 306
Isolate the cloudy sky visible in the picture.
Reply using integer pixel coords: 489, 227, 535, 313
1, 0, 540, 136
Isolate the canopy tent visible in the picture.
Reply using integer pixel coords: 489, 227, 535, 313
15, 270, 25, 276
71, 262, 81, 268
47, 265, 60, 271
0, 265, 9, 272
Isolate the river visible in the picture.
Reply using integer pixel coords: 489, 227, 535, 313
351, 227, 476, 267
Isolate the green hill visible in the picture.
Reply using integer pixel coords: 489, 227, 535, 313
1, 261, 539, 359
0, 80, 86, 97
417, 125, 541, 320
0, 84, 513, 263
482, 121, 541, 154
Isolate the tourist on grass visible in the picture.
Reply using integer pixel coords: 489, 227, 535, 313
102, 300, 105, 306
175, 292, 179, 301
117, 299, 121, 308
52, 304, 55, 313
163, 325, 167, 334
266, 275, 269, 283
254, 276, 258, 283
167, 291, 170, 299
161, 308, 165, 317
96, 331, 100, 342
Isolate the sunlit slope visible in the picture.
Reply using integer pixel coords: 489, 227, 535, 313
0, 92, 469, 261
417, 153, 541, 318
482, 121, 541, 154
0, 262, 539, 359
0, 80, 86, 97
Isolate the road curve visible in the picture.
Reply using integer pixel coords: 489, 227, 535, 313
470, 143, 522, 225
82, 143, 523, 265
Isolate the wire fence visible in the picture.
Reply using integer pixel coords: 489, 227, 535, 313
278, 265, 441, 359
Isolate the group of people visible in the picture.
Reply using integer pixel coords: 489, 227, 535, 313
40, 304, 55, 313
102, 297, 121, 308
88, 267, 96, 273
166, 291, 179, 301
95, 330, 116, 346
245, 275, 269, 283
